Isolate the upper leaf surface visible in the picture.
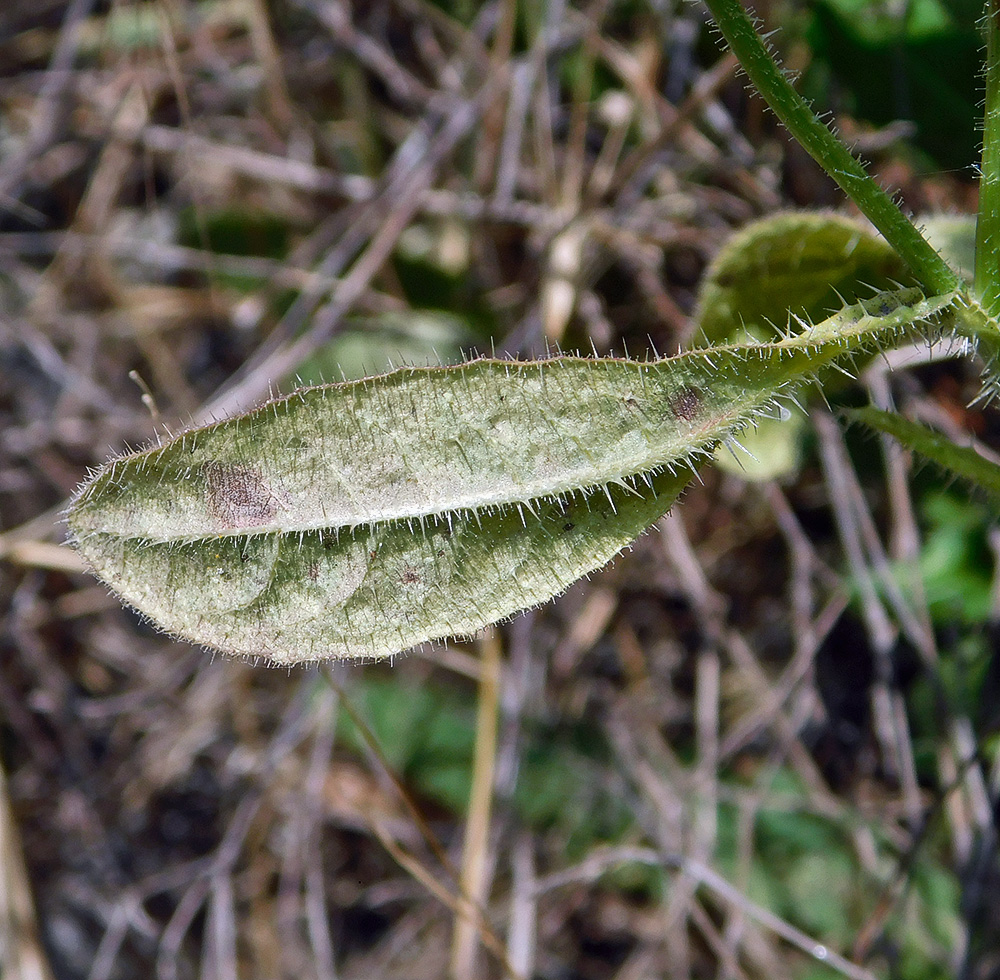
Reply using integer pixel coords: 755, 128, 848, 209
694, 211, 911, 344
72, 287, 952, 543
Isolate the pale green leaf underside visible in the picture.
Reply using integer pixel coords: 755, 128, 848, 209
76, 467, 694, 663
68, 287, 958, 663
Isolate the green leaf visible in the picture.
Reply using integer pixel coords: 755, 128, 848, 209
68, 287, 958, 663
694, 212, 910, 344
847, 406, 1000, 504
915, 493, 994, 624
700, 0, 960, 296
337, 677, 477, 812
811, 0, 956, 41
806, 0, 982, 171
291, 310, 472, 386
695, 212, 912, 482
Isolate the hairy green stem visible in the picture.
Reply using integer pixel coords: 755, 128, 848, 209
701, 0, 959, 297
977, 1, 1000, 316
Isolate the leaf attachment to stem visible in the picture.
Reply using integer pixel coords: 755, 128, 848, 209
69, 288, 958, 662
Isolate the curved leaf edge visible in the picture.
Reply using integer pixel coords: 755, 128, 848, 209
67, 286, 960, 549
69, 464, 698, 665
65, 286, 964, 664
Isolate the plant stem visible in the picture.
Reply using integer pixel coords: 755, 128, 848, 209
977, 1, 1000, 316
701, 0, 959, 297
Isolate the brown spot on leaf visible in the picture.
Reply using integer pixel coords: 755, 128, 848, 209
670, 386, 702, 423
204, 462, 278, 529
400, 568, 420, 585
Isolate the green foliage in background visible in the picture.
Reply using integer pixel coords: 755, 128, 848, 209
338, 673, 963, 978
804, 0, 982, 170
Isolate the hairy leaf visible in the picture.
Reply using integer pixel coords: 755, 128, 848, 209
713, 405, 807, 482
68, 287, 957, 663
694, 212, 911, 345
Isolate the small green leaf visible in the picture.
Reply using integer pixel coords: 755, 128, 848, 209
700, 0, 960, 297
847, 405, 1000, 504
292, 310, 472, 386
68, 288, 958, 663
916, 493, 994, 623
694, 211, 910, 344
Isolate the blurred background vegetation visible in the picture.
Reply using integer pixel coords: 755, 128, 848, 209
0, 1, 998, 978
